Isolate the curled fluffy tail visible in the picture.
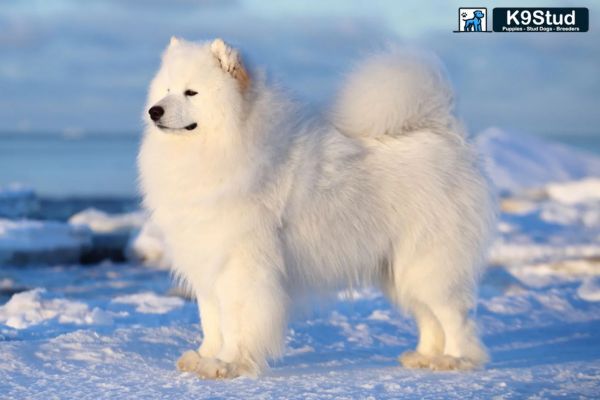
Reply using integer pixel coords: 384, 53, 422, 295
333, 47, 457, 138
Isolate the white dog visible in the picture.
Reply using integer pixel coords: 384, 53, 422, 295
138, 37, 495, 378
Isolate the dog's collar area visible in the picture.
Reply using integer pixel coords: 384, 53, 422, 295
156, 122, 197, 131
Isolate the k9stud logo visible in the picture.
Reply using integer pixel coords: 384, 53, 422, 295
455, 8, 489, 32
454, 7, 588, 33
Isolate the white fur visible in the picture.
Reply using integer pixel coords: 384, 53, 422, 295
138, 38, 496, 378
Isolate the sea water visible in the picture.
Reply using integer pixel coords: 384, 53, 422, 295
0, 134, 139, 197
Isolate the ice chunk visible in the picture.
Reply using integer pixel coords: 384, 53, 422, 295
69, 208, 148, 264
69, 208, 146, 233
0, 184, 39, 219
0, 219, 91, 265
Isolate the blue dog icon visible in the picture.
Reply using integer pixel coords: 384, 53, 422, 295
463, 10, 485, 31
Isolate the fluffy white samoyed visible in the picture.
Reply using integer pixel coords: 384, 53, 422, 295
138, 37, 495, 379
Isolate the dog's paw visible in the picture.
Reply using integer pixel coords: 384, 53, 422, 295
428, 355, 476, 371
400, 351, 476, 371
177, 351, 243, 379
176, 350, 202, 372
399, 350, 432, 369
194, 357, 240, 379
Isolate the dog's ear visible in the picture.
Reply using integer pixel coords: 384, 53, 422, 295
169, 36, 180, 47
210, 38, 250, 91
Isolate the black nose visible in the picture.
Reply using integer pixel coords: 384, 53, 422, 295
148, 106, 164, 121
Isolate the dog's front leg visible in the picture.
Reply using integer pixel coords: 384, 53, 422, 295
193, 235, 288, 379
176, 294, 222, 373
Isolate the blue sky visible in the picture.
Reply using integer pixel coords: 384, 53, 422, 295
1, 0, 598, 137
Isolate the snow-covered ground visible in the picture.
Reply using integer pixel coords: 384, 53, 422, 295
1, 128, 600, 399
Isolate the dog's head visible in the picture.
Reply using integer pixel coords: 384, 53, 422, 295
473, 10, 485, 19
146, 37, 250, 134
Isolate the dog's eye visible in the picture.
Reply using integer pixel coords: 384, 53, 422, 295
184, 90, 197, 97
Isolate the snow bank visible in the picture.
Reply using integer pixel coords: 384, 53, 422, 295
503, 258, 600, 288
545, 178, 600, 205
0, 219, 91, 265
0, 184, 39, 219
69, 208, 146, 233
500, 181, 600, 231
491, 242, 600, 268
578, 278, 600, 302
0, 288, 112, 329
476, 127, 600, 195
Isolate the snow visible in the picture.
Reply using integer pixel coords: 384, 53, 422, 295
0, 288, 113, 329
476, 127, 600, 195
490, 174, 600, 267
578, 278, 600, 302
546, 178, 600, 205
1, 128, 600, 398
1, 261, 599, 398
112, 292, 184, 314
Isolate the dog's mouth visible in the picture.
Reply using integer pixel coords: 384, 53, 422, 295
156, 123, 198, 131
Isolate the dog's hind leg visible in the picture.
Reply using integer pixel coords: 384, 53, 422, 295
381, 258, 444, 369
425, 301, 488, 370
398, 301, 445, 368
387, 244, 487, 371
